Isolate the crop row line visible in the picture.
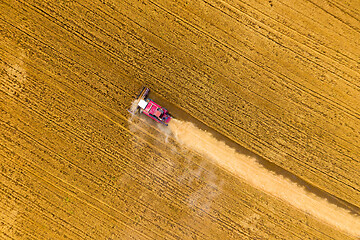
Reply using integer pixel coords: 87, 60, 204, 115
127, 117, 341, 239
233, 0, 360, 71
0, 147, 112, 240
0, 10, 358, 206
0, 204, 38, 240
0, 103, 312, 240
1, 20, 358, 218
164, 0, 360, 88
0, 178, 86, 240
0, 148, 157, 240
2, 0, 358, 164
0, 63, 223, 238
0, 97, 217, 239
0, 62, 340, 240
274, 0, 360, 39
0, 44, 342, 238
304, 0, 360, 34
327, 0, 360, 21
0, 0, 358, 238
65, 0, 360, 159
1, 0, 358, 219
0, 143, 163, 239
144, 0, 360, 119
0, 55, 320, 239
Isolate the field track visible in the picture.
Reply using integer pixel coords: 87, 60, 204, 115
1, 0, 359, 239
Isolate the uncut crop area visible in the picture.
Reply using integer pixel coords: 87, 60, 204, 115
0, 0, 359, 239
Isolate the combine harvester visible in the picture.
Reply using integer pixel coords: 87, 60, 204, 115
129, 87, 172, 126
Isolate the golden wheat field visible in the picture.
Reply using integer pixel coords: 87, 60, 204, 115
1, 0, 360, 239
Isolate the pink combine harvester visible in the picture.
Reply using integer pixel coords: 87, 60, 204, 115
130, 87, 172, 126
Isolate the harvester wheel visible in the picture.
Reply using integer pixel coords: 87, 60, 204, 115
139, 109, 143, 113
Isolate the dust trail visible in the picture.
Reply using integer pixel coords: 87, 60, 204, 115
169, 119, 360, 237
129, 99, 140, 113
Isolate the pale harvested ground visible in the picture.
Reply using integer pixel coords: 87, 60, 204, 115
170, 119, 360, 236
0, 0, 359, 239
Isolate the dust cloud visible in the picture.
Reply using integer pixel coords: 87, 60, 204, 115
129, 99, 140, 113
169, 119, 360, 237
